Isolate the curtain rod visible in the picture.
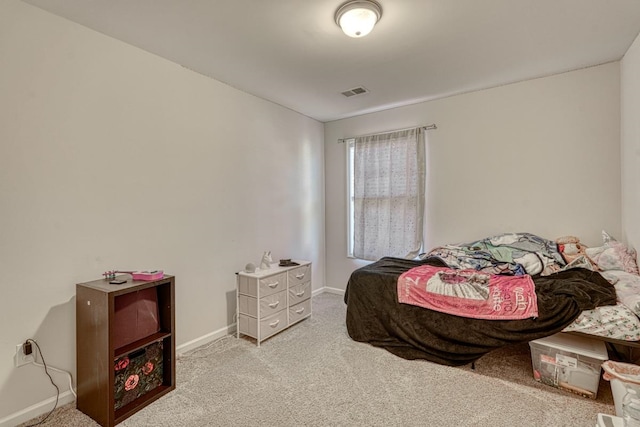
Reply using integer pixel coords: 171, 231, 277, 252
337, 124, 437, 143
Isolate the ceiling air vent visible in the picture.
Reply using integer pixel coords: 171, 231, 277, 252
341, 86, 369, 97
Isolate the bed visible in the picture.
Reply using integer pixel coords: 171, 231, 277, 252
344, 232, 640, 366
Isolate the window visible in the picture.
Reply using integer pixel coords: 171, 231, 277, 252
347, 128, 426, 261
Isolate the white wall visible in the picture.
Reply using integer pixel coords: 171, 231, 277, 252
621, 32, 640, 252
0, 1, 325, 423
325, 63, 621, 290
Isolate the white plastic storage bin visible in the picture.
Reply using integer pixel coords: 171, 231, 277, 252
529, 333, 608, 399
602, 360, 640, 416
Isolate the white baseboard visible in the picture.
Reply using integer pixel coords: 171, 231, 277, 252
0, 390, 75, 427
318, 286, 345, 296
176, 323, 237, 356
177, 288, 344, 355
2, 288, 344, 426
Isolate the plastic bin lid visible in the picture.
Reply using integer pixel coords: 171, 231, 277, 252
530, 333, 608, 360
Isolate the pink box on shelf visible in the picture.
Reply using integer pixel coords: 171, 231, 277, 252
132, 271, 164, 281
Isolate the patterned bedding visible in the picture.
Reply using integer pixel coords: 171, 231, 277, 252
424, 232, 564, 276
397, 264, 538, 320
564, 303, 640, 341
423, 232, 640, 343
562, 269, 640, 341
345, 256, 617, 366
345, 232, 640, 364
562, 233, 640, 341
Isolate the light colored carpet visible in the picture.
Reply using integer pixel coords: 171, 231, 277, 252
22, 293, 615, 426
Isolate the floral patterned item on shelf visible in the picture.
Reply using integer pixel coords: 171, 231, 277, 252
113, 341, 164, 411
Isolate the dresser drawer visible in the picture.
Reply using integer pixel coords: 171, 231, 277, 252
288, 265, 311, 286
238, 272, 286, 298
289, 299, 311, 324
259, 310, 288, 340
238, 309, 288, 341
238, 290, 286, 318
289, 282, 311, 306
258, 273, 286, 297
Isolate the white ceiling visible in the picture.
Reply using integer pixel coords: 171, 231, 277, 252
22, 0, 640, 123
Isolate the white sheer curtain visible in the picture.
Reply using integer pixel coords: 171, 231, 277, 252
352, 128, 425, 261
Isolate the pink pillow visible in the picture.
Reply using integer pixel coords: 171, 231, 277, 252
585, 231, 639, 275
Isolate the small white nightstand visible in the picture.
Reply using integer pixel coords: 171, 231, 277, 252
236, 260, 311, 346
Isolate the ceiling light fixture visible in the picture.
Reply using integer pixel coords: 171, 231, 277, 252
335, 0, 382, 38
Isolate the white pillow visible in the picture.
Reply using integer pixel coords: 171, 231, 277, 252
601, 270, 640, 317
584, 231, 639, 274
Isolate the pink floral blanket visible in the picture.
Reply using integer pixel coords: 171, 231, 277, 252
397, 265, 538, 320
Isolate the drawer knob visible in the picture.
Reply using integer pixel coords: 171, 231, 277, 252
295, 273, 305, 279
269, 319, 280, 328
268, 301, 280, 308
295, 291, 305, 297
267, 281, 279, 288
295, 307, 305, 314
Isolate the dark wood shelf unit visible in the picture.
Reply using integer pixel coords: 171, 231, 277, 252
76, 275, 175, 427
114, 331, 172, 360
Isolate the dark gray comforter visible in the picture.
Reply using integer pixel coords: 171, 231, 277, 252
344, 256, 617, 366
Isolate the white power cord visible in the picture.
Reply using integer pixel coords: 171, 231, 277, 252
24, 339, 76, 426
32, 359, 77, 398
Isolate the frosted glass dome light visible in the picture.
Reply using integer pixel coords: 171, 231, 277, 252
335, 1, 382, 38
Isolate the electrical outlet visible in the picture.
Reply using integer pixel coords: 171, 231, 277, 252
14, 343, 34, 367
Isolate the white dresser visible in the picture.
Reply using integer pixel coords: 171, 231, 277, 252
236, 260, 312, 346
